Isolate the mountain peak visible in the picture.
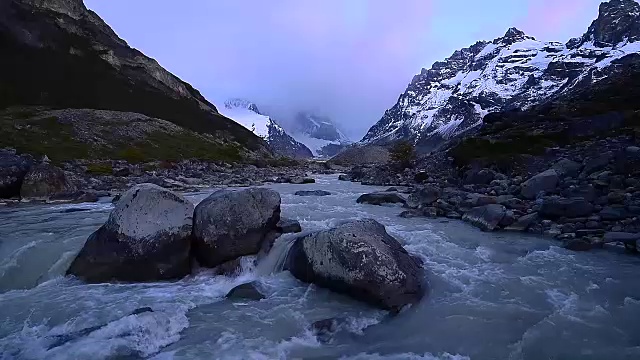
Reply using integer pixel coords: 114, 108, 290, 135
224, 98, 262, 114
493, 27, 534, 45
578, 0, 640, 47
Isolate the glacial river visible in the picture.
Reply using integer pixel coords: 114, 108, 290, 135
0, 175, 639, 360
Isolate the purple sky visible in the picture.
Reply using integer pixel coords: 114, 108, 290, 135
86, 0, 611, 138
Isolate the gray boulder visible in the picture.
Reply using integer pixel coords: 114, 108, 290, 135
520, 169, 559, 199
505, 212, 539, 232
192, 188, 281, 267
357, 192, 406, 206
539, 197, 594, 219
285, 219, 426, 311
295, 190, 332, 197
462, 204, 506, 232
463, 169, 495, 185
0, 149, 34, 198
406, 185, 441, 209
20, 163, 76, 199
67, 184, 194, 282
277, 218, 302, 234
552, 159, 582, 178
225, 282, 266, 300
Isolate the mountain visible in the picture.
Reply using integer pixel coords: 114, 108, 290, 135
0, 0, 269, 161
362, 0, 640, 151
287, 112, 351, 157
221, 99, 313, 159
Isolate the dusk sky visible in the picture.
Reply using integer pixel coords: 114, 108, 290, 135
86, 0, 613, 139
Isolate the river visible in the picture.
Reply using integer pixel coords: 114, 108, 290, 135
0, 175, 639, 360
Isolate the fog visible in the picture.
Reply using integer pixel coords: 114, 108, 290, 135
87, 0, 607, 140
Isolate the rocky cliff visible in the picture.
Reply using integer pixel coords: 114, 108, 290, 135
0, 0, 269, 158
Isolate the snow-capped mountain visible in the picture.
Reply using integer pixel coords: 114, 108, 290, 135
362, 0, 640, 151
220, 99, 313, 159
288, 111, 351, 157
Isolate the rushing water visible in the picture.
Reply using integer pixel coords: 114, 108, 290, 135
0, 175, 639, 360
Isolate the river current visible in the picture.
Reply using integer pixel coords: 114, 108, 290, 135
0, 175, 639, 360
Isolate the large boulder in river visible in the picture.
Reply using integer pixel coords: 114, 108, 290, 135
67, 184, 194, 282
285, 219, 425, 311
192, 188, 281, 267
0, 149, 34, 198
462, 204, 506, 232
520, 169, 559, 199
357, 192, 406, 206
20, 163, 76, 199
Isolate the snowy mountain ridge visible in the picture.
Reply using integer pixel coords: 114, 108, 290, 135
220, 99, 313, 159
362, 0, 640, 151
288, 111, 351, 157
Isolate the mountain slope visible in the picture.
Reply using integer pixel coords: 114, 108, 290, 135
288, 112, 351, 157
362, 0, 640, 151
221, 99, 313, 159
0, 0, 268, 155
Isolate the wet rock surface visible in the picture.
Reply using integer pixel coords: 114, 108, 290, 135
285, 219, 426, 311
66, 184, 194, 282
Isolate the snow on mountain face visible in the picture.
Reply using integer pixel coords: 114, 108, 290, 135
288, 112, 351, 157
362, 0, 640, 151
220, 99, 313, 159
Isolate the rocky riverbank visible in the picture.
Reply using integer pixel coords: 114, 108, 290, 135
341, 142, 640, 253
0, 147, 341, 205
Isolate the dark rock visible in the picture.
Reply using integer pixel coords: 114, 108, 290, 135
553, 159, 582, 178
539, 197, 594, 219
285, 219, 426, 312
615, 146, 640, 175
406, 185, 441, 208
50, 190, 99, 203
295, 190, 332, 197
0, 149, 34, 199
66, 184, 193, 282
291, 177, 315, 184
338, 174, 352, 181
225, 282, 266, 301
399, 209, 424, 218
130, 307, 154, 315
357, 192, 406, 206
462, 204, 506, 232
464, 169, 495, 185
20, 163, 76, 199
461, 193, 497, 208
564, 240, 592, 252
581, 154, 611, 177
606, 191, 626, 204
414, 171, 429, 183
520, 169, 559, 199
112, 167, 131, 177
576, 229, 606, 237
310, 318, 346, 342
192, 188, 281, 268
214, 258, 243, 276
599, 206, 628, 220
277, 218, 302, 234
562, 184, 597, 202
603, 232, 640, 244
60, 208, 91, 214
